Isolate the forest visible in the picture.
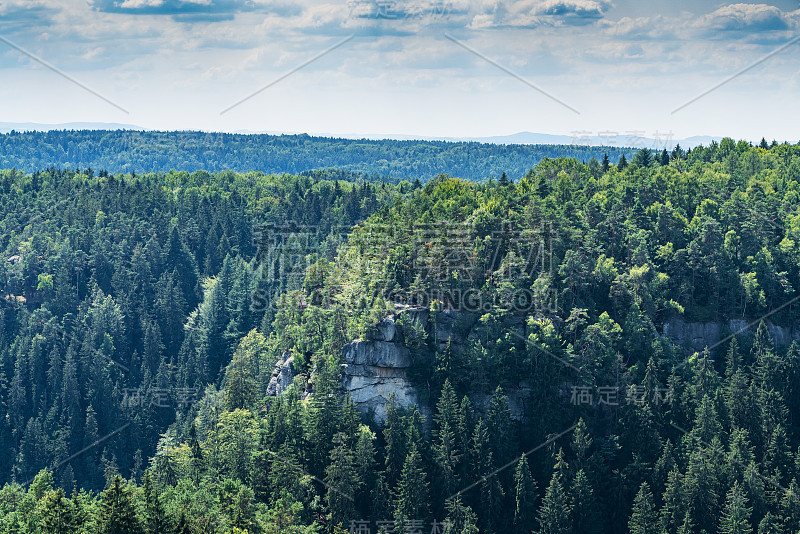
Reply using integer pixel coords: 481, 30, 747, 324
0, 138, 799, 533
0, 130, 633, 182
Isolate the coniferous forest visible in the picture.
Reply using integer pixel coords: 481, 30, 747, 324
1, 138, 800, 533
0, 129, 633, 181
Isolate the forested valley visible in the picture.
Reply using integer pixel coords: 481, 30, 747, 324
1, 139, 800, 533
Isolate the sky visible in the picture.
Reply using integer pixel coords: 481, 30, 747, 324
1, 0, 799, 144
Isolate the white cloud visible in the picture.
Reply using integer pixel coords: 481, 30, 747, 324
119, 0, 165, 8
470, 0, 613, 29
694, 3, 791, 34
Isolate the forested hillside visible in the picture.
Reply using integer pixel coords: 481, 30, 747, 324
0, 130, 634, 181
1, 139, 800, 533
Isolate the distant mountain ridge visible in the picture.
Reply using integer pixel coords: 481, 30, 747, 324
0, 129, 636, 181
240, 129, 723, 149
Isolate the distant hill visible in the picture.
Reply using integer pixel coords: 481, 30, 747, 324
239, 129, 722, 149
0, 122, 145, 134
0, 129, 641, 181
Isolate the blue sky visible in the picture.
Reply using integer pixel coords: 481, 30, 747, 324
1, 0, 799, 143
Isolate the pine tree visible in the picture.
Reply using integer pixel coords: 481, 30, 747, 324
684, 445, 722, 532
536, 453, 572, 534
693, 394, 723, 444
470, 417, 504, 532
435, 380, 461, 438
487, 386, 515, 468
719, 481, 753, 534
658, 470, 685, 534
756, 512, 782, 534
383, 396, 406, 488
570, 419, 592, 472
617, 154, 628, 171
513, 455, 537, 533
764, 425, 792, 484
628, 482, 656, 534
725, 336, 742, 378
394, 443, 430, 527
163, 225, 199, 307
97, 475, 143, 534
354, 425, 377, 519
434, 418, 460, 500
325, 433, 359, 530
223, 329, 263, 411
456, 395, 475, 485
188, 422, 204, 483
39, 488, 77, 534
443, 496, 479, 534
571, 468, 601, 534
779, 478, 799, 533
601, 154, 610, 173
142, 472, 167, 534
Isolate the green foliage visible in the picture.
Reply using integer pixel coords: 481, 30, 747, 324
3, 139, 800, 534
0, 130, 633, 182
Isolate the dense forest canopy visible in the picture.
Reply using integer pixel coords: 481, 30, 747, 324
0, 130, 635, 181
0, 138, 799, 533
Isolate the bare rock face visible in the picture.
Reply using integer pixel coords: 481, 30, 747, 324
663, 317, 800, 352
367, 317, 397, 342
340, 339, 421, 423
343, 339, 412, 368
266, 354, 295, 396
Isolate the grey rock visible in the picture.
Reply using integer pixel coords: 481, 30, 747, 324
340, 373, 421, 423
662, 318, 722, 352
266, 354, 295, 396
340, 338, 419, 423
342, 340, 412, 368
663, 317, 800, 352
368, 317, 397, 342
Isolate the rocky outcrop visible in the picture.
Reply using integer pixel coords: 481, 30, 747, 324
368, 317, 398, 342
340, 337, 422, 424
662, 317, 800, 352
266, 305, 530, 424
266, 354, 295, 396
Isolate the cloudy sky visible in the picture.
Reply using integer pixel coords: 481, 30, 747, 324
1, 0, 799, 142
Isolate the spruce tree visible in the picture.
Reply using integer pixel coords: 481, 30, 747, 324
487, 386, 515, 468
443, 496, 479, 534
223, 329, 261, 411
513, 455, 537, 533
719, 481, 753, 534
383, 396, 406, 489
779, 478, 800, 533
658, 470, 685, 534
354, 425, 377, 520
325, 433, 359, 530
39, 488, 77, 534
571, 469, 601, 534
394, 443, 430, 528
628, 482, 656, 534
97, 476, 142, 534
756, 512, 782, 534
142, 472, 167, 534
536, 453, 572, 534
